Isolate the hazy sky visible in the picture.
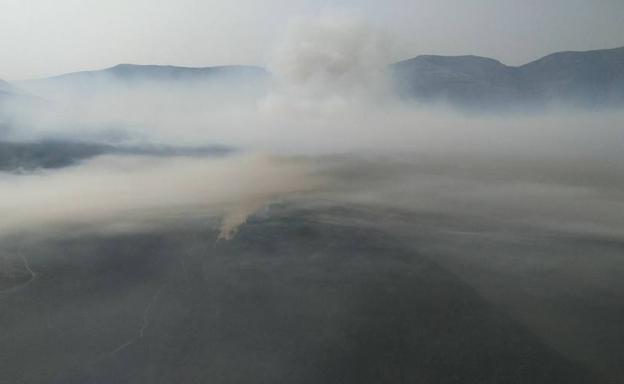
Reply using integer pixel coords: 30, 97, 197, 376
1, 0, 623, 80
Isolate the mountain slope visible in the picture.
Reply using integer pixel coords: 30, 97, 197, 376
19, 64, 270, 97
31, 64, 267, 83
8, 46, 624, 110
392, 55, 521, 108
0, 79, 28, 100
393, 46, 624, 110
0, 79, 16, 94
0, 140, 232, 172
518, 46, 624, 107
0, 78, 42, 112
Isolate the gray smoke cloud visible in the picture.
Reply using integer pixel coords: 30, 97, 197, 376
1, 13, 623, 239
1, 14, 622, 156
0, 153, 322, 237
263, 13, 392, 113
2, 11, 623, 382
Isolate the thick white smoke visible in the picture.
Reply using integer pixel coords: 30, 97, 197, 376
1, 13, 622, 158
0, 154, 322, 237
261, 13, 392, 116
1, 14, 624, 239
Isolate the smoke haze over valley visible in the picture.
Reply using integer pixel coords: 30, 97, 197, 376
1, 4, 623, 384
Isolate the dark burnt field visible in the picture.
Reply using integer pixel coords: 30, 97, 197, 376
2, 204, 619, 383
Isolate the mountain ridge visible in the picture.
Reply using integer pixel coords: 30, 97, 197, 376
17, 64, 270, 98
393, 46, 624, 110
24, 63, 268, 83
4, 46, 624, 110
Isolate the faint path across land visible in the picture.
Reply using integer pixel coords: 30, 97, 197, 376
90, 284, 165, 366
0, 251, 38, 298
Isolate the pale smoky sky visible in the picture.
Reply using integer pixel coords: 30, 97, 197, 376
1, 0, 623, 80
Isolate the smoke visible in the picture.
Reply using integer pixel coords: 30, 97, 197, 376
261, 13, 392, 116
0, 14, 397, 151
1, 13, 623, 239
315, 153, 624, 239
1, 14, 622, 158
2, 12, 623, 382
0, 153, 322, 237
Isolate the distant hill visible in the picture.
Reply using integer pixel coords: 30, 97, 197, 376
392, 46, 624, 110
0, 141, 112, 171
0, 79, 29, 100
0, 78, 41, 112
0, 140, 232, 172
0, 79, 17, 94
30, 64, 268, 83
18, 64, 270, 97
5, 47, 624, 110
